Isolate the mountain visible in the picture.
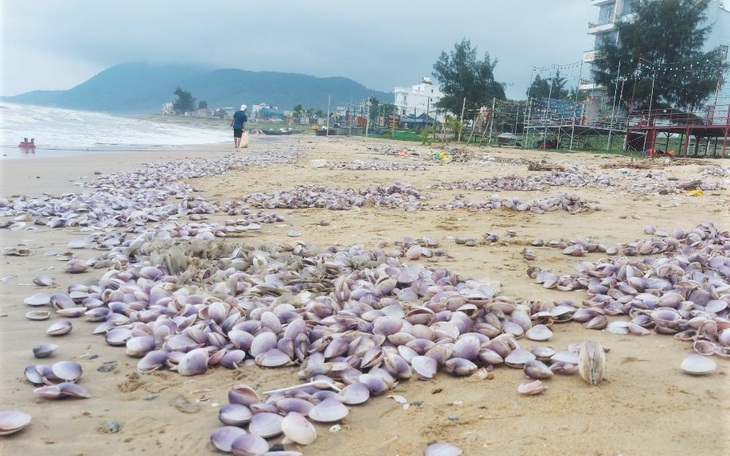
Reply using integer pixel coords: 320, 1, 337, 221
1, 62, 395, 114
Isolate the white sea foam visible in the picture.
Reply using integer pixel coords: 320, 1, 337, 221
0, 103, 229, 152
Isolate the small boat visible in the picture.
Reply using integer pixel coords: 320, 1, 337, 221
261, 128, 301, 136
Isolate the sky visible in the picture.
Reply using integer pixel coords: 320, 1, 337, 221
1, 1, 727, 101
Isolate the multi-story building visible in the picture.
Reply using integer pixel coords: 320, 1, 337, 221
394, 77, 444, 121
582, 0, 729, 121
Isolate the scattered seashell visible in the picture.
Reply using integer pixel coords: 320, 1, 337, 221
680, 353, 716, 375
281, 411, 317, 445
46, 320, 73, 336
32, 275, 54, 287
210, 426, 247, 453
26, 310, 51, 321
0, 410, 32, 436
517, 380, 547, 395
24, 293, 51, 306
32, 343, 58, 359
424, 442, 463, 456
577, 340, 606, 385
308, 397, 349, 423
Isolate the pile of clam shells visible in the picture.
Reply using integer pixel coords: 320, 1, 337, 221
430, 167, 616, 192
431, 192, 601, 214
242, 182, 429, 211
331, 159, 428, 171
3, 143, 728, 451
529, 222, 729, 365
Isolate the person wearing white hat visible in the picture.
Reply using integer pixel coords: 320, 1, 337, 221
230, 104, 248, 149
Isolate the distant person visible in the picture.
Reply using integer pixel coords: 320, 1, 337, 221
18, 137, 29, 148
230, 104, 248, 149
30, 138, 36, 147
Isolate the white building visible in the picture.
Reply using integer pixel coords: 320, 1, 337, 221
583, 0, 729, 119
394, 77, 445, 120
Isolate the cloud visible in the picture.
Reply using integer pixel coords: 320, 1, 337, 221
2, 0, 595, 99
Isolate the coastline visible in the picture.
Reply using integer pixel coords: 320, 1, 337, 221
0, 136, 728, 455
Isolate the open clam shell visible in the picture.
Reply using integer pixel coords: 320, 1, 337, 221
0, 410, 32, 436
46, 320, 73, 336
680, 353, 716, 375
52, 361, 83, 383
26, 310, 51, 321
228, 384, 260, 407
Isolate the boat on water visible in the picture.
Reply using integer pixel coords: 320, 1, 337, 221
261, 128, 302, 136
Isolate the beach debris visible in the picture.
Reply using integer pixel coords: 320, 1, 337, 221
99, 420, 121, 434
0, 410, 32, 436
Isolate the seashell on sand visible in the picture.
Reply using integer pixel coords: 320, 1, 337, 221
26, 310, 51, 321
281, 411, 317, 445
46, 320, 73, 336
308, 397, 349, 423
24, 293, 51, 306
0, 410, 32, 436
424, 442, 463, 456
517, 380, 547, 395
32, 343, 58, 359
230, 433, 269, 456
525, 324, 553, 341
680, 353, 716, 375
577, 340, 606, 385
51, 360, 82, 383
210, 426, 247, 453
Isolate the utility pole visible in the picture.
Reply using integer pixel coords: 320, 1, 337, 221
607, 60, 621, 151
458, 97, 466, 142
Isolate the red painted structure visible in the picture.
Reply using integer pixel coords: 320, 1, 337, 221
625, 105, 730, 158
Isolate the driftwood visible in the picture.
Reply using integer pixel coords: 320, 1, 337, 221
527, 161, 564, 171
677, 179, 702, 191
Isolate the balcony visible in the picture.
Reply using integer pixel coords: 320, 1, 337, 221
591, 0, 614, 5
583, 50, 598, 63
588, 18, 616, 34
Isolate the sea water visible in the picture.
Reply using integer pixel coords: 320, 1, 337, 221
0, 103, 231, 160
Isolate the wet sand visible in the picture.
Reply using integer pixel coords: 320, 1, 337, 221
1, 135, 728, 455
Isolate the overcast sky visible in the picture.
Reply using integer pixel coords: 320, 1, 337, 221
2, 1, 727, 101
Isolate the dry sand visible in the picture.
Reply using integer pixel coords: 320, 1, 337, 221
0, 135, 728, 456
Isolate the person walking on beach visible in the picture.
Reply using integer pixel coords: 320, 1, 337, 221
231, 104, 248, 149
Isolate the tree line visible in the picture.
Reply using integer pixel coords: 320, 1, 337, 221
171, 1, 727, 128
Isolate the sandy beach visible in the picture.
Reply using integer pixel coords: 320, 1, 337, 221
0, 135, 728, 456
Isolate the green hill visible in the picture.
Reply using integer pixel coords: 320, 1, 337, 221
2, 62, 394, 114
